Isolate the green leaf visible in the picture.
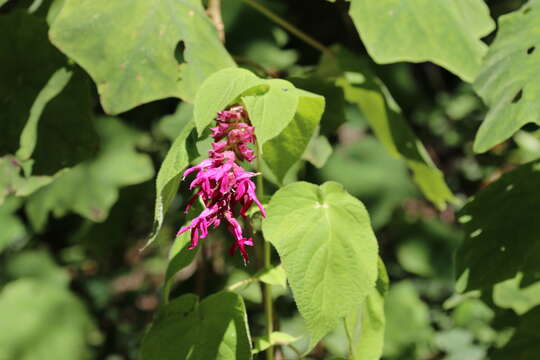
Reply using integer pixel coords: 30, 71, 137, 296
263, 181, 379, 349
435, 329, 486, 360
0, 11, 98, 174
15, 68, 71, 161
302, 135, 333, 169
383, 280, 433, 358
140, 292, 252, 360
348, 0, 495, 82
49, 0, 235, 114
345, 259, 388, 360
253, 332, 299, 354
257, 264, 287, 287
157, 102, 194, 141
0, 279, 94, 360
289, 76, 346, 135
0, 155, 56, 205
456, 160, 540, 292
473, 1, 540, 152
193, 68, 325, 182
5, 250, 70, 287
26, 117, 154, 231
328, 49, 456, 209
0, 197, 26, 253
146, 122, 194, 247
320, 136, 416, 229
163, 232, 199, 301
242, 79, 300, 147
261, 89, 325, 182
491, 305, 540, 360
194, 68, 266, 134
494, 273, 540, 316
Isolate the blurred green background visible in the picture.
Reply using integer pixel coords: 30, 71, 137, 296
1, 0, 538, 359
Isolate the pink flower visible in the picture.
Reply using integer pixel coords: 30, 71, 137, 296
177, 105, 265, 263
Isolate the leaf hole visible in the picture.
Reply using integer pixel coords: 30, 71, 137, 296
512, 89, 523, 103
527, 46, 536, 55
175, 41, 186, 64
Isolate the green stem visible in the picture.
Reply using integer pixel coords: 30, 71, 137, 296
241, 0, 333, 57
256, 150, 274, 360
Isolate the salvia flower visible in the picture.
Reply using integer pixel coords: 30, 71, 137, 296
177, 105, 265, 262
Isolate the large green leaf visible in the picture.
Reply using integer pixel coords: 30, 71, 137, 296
146, 122, 194, 247
49, 0, 235, 114
0, 279, 94, 360
456, 160, 540, 292
345, 258, 388, 360
325, 50, 455, 209
0, 11, 97, 174
26, 117, 154, 231
348, 0, 495, 82
473, 0, 540, 153
262, 181, 379, 349
140, 292, 252, 360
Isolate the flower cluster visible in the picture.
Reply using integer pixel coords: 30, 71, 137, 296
177, 105, 265, 262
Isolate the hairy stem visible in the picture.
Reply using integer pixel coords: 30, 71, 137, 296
256, 150, 274, 360
241, 0, 333, 57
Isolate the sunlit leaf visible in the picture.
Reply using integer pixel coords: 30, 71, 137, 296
345, 258, 388, 360
348, 0, 495, 82
49, 0, 235, 114
252, 332, 299, 354
261, 89, 324, 182
494, 273, 540, 315
194, 68, 266, 134
263, 181, 378, 349
473, 0, 540, 152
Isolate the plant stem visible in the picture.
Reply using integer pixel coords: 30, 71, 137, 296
241, 0, 333, 57
207, 0, 225, 42
256, 150, 274, 360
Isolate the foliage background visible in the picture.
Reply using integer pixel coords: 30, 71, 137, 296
1, 0, 539, 359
